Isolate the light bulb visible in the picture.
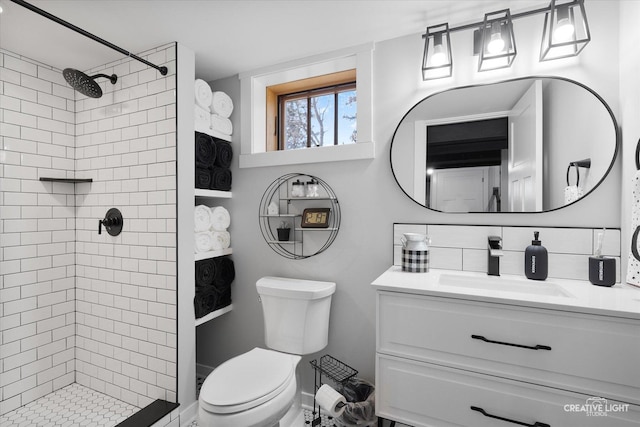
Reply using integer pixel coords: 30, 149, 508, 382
431, 44, 447, 66
426, 168, 435, 175
486, 22, 505, 54
553, 17, 575, 42
487, 33, 505, 54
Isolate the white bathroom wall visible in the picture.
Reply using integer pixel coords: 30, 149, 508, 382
73, 43, 177, 409
0, 50, 76, 415
619, 0, 640, 285
197, 0, 624, 397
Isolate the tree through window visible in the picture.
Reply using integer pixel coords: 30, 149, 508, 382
279, 82, 356, 150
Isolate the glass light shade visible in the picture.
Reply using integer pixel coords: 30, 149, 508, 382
478, 9, 516, 72
422, 23, 452, 80
540, 0, 590, 61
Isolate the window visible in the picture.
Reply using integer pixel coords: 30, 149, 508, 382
239, 43, 374, 168
279, 82, 356, 150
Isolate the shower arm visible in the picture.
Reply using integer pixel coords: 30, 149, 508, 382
10, 0, 168, 76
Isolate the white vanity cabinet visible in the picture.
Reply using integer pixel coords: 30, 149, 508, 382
373, 269, 640, 427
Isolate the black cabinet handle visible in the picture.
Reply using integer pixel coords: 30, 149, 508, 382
471, 335, 551, 351
471, 406, 550, 427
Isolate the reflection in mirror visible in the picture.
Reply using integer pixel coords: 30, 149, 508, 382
390, 77, 618, 213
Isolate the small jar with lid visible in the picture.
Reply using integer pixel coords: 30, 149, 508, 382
306, 178, 319, 197
291, 179, 305, 198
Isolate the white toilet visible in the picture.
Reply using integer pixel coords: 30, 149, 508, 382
198, 276, 336, 427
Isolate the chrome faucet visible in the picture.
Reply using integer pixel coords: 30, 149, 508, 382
488, 236, 504, 276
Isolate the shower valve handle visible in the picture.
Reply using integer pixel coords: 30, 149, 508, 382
98, 217, 119, 233
98, 208, 124, 236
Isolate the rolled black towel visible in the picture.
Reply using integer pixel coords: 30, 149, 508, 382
195, 132, 216, 167
213, 256, 236, 289
210, 167, 232, 191
213, 138, 233, 168
195, 166, 212, 189
214, 287, 232, 311
194, 287, 220, 318
195, 258, 216, 287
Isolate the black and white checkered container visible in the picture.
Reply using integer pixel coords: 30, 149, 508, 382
402, 249, 429, 272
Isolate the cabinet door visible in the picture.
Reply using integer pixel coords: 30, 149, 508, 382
377, 292, 640, 405
377, 354, 640, 427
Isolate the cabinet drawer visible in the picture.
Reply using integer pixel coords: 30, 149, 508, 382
377, 354, 640, 427
377, 292, 640, 405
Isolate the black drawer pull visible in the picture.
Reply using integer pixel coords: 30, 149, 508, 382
471, 406, 550, 427
471, 335, 551, 351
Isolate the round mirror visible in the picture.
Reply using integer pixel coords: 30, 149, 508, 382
390, 77, 618, 213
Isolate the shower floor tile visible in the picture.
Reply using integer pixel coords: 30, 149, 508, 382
0, 383, 139, 427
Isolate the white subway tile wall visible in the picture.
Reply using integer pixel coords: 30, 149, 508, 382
1, 50, 77, 416
393, 224, 621, 282
73, 44, 177, 409
0, 43, 177, 416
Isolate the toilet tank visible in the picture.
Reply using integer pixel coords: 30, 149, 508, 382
256, 276, 336, 355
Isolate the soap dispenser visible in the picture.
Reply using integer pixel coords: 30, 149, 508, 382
525, 231, 548, 280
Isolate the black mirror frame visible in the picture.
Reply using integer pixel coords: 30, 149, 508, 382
389, 75, 620, 214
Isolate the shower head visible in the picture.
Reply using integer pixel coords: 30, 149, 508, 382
62, 68, 117, 98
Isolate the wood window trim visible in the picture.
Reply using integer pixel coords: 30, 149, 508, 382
266, 69, 356, 152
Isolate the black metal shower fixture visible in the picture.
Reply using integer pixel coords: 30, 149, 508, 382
63, 68, 117, 98
10, 0, 169, 83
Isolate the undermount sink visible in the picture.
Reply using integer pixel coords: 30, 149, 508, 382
438, 273, 573, 298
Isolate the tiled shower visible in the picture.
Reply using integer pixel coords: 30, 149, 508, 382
0, 43, 178, 423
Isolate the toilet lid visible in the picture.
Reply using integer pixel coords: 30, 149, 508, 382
200, 348, 296, 414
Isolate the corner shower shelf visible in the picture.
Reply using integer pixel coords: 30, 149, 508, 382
40, 177, 93, 183
195, 304, 233, 327
195, 248, 233, 261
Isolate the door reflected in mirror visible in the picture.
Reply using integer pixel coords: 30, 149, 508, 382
390, 77, 618, 213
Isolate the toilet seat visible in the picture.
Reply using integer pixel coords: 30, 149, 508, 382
199, 348, 296, 414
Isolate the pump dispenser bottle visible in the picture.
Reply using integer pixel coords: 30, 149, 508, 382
525, 231, 548, 280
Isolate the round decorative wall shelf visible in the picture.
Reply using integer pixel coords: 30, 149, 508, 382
259, 173, 340, 259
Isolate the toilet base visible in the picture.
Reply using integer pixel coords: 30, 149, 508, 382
277, 401, 304, 427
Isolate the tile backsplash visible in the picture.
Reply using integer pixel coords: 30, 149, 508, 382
393, 224, 621, 282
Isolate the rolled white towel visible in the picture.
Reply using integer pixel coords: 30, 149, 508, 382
212, 230, 231, 250
194, 204, 213, 232
211, 91, 233, 118
210, 206, 231, 231
195, 105, 212, 134
195, 79, 212, 112
210, 113, 233, 136
195, 231, 214, 253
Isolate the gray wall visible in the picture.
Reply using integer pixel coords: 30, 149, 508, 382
196, 0, 623, 395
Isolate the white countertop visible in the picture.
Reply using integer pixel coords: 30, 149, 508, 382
372, 266, 640, 320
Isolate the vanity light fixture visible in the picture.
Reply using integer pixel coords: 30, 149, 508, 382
420, 1, 591, 81
540, 0, 591, 61
477, 9, 517, 72
422, 23, 453, 80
